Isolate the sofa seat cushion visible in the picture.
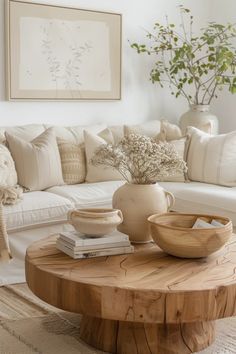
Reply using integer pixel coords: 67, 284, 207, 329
4, 191, 74, 232
159, 181, 236, 225
47, 181, 125, 208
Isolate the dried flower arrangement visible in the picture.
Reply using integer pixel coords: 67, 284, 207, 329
91, 134, 187, 184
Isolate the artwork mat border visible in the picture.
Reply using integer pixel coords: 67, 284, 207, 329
5, 0, 122, 101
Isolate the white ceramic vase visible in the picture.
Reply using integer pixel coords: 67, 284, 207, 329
179, 105, 218, 135
112, 183, 175, 243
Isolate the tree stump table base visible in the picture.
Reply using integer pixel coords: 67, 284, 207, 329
80, 316, 215, 354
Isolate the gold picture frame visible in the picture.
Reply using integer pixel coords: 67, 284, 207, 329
5, 0, 122, 100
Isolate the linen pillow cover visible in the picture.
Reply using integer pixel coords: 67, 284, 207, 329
6, 128, 64, 191
162, 138, 187, 182
0, 144, 17, 187
186, 127, 236, 187
84, 131, 123, 183
57, 139, 86, 185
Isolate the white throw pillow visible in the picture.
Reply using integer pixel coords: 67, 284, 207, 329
186, 127, 236, 186
6, 128, 64, 191
0, 144, 17, 187
162, 138, 187, 182
84, 131, 123, 183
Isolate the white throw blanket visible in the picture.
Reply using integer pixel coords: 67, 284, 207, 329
0, 186, 23, 261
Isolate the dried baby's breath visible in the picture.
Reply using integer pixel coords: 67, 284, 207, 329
91, 134, 187, 184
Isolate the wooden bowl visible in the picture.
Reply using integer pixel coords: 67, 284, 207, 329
148, 213, 233, 258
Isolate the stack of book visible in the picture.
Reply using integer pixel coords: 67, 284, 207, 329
57, 230, 134, 259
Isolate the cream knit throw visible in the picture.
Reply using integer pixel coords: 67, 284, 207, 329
0, 186, 23, 262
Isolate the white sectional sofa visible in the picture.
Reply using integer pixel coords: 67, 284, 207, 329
1, 123, 236, 285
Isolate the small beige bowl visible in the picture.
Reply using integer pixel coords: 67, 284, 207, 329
68, 208, 123, 237
148, 213, 232, 258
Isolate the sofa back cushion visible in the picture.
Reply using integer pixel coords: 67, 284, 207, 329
124, 120, 161, 138
186, 127, 236, 187
0, 123, 107, 145
45, 124, 106, 144
0, 124, 45, 144
6, 128, 64, 191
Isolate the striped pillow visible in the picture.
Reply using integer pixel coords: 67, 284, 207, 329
186, 127, 236, 186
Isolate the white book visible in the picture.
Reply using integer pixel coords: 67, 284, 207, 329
57, 241, 134, 259
59, 230, 129, 247
211, 219, 224, 227
192, 218, 215, 229
57, 238, 131, 251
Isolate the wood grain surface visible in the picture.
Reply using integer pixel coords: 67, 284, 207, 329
80, 316, 215, 354
148, 213, 232, 258
25, 234, 236, 324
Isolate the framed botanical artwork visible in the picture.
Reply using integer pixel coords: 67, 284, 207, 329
5, 0, 122, 100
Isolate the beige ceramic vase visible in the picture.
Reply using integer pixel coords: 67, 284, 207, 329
179, 104, 218, 135
67, 208, 123, 237
112, 183, 175, 243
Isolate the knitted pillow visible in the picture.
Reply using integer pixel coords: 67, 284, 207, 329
57, 139, 86, 185
0, 144, 17, 187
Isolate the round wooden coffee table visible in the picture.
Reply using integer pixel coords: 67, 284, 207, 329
25, 234, 236, 354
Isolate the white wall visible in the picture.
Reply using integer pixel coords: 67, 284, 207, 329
0, 0, 235, 132
206, 0, 236, 133
0, 0, 164, 127
160, 0, 236, 132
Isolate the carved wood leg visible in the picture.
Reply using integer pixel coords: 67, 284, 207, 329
80, 316, 215, 354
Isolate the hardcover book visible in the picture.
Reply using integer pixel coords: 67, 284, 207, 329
59, 230, 129, 247
56, 241, 134, 259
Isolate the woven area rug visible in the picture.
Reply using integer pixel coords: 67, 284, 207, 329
0, 284, 236, 354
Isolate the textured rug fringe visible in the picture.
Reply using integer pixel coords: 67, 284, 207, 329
0, 318, 42, 354
5, 285, 51, 315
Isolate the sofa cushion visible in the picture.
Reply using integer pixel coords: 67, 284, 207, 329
159, 181, 236, 225
0, 124, 45, 144
6, 128, 64, 191
160, 138, 187, 182
45, 124, 107, 144
47, 180, 125, 208
186, 127, 236, 187
84, 131, 123, 182
124, 120, 161, 138
57, 139, 86, 184
4, 191, 73, 232
155, 120, 183, 141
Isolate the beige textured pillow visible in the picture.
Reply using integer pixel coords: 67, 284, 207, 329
0, 144, 17, 187
84, 131, 123, 183
57, 139, 86, 184
186, 127, 236, 186
6, 128, 64, 191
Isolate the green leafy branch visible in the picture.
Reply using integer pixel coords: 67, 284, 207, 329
131, 6, 236, 105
